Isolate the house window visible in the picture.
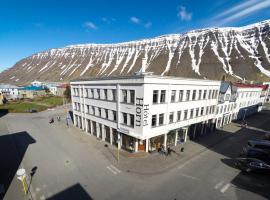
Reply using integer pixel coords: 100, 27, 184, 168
198, 90, 202, 100
104, 89, 107, 100
130, 114, 134, 127
192, 90, 196, 100
130, 90, 135, 104
90, 89, 94, 98
122, 90, 127, 103
184, 110, 188, 120
186, 90, 190, 101
177, 111, 181, 121
201, 107, 204, 115
159, 114, 164, 125
179, 90, 183, 102
98, 108, 101, 116
160, 90, 166, 103
190, 109, 194, 119
196, 108, 199, 117
171, 90, 176, 102
153, 90, 158, 104
208, 90, 212, 99
105, 109, 108, 119
203, 90, 207, 99
123, 113, 127, 124
97, 89, 100, 99
152, 115, 157, 127
169, 112, 174, 123
112, 89, 116, 101
206, 106, 209, 115
113, 111, 117, 121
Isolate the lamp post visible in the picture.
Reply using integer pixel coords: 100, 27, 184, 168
243, 108, 248, 121
16, 168, 27, 195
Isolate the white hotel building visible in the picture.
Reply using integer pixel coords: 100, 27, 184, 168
71, 74, 221, 152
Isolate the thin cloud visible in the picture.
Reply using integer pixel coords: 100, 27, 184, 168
101, 17, 116, 24
211, 0, 270, 26
144, 22, 152, 28
130, 17, 141, 24
177, 6, 192, 21
83, 21, 97, 30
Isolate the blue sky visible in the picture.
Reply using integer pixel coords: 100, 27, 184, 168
1, 0, 270, 72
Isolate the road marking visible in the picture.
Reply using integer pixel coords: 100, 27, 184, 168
220, 183, 230, 193
214, 181, 224, 190
107, 165, 121, 175
110, 165, 121, 173
179, 173, 198, 180
106, 166, 117, 175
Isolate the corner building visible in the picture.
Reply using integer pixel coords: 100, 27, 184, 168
71, 75, 221, 152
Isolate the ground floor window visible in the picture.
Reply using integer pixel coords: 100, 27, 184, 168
149, 135, 164, 152
121, 134, 135, 152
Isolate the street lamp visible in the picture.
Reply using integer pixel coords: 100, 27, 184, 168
243, 108, 248, 121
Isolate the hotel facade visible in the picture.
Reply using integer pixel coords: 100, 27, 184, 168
71, 75, 269, 153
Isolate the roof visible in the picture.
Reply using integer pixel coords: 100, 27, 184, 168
233, 82, 268, 90
20, 86, 45, 91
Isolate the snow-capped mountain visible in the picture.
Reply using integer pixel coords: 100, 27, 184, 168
1, 20, 270, 84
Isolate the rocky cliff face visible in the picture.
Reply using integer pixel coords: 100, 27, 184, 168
1, 20, 270, 85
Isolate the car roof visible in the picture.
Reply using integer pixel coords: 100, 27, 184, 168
248, 139, 270, 146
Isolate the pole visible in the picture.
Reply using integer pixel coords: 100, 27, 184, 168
117, 148, 119, 162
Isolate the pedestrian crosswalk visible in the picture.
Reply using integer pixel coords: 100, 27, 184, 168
106, 165, 121, 175
214, 181, 231, 193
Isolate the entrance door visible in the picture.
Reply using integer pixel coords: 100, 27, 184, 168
138, 140, 145, 151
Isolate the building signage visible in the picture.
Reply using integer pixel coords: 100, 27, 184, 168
135, 97, 149, 126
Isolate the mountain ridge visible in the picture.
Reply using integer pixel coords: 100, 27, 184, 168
1, 19, 270, 85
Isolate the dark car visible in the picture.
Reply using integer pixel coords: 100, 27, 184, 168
29, 109, 37, 113
234, 157, 270, 173
242, 147, 270, 163
247, 139, 270, 152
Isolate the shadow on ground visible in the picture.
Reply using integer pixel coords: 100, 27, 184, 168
46, 183, 93, 200
0, 109, 8, 118
192, 110, 270, 199
0, 131, 36, 199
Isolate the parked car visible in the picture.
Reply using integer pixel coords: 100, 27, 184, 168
263, 133, 270, 141
242, 147, 270, 163
28, 108, 37, 113
234, 157, 270, 173
246, 139, 270, 152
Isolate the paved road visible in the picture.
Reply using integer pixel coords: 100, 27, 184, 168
1, 107, 270, 200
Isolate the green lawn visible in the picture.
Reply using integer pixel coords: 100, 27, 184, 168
0, 96, 65, 113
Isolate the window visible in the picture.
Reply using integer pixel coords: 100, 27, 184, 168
186, 90, 190, 101
190, 109, 194, 119
206, 106, 209, 115
98, 108, 101, 116
123, 113, 127, 124
104, 89, 107, 100
208, 90, 212, 99
184, 110, 188, 120
169, 112, 174, 123
196, 108, 199, 117
192, 90, 196, 100
203, 90, 207, 99
152, 115, 157, 127
130, 114, 134, 127
105, 109, 108, 119
198, 90, 202, 100
122, 90, 127, 103
97, 89, 100, 99
212, 90, 215, 99
130, 90, 135, 104
85, 89, 88, 98
92, 106, 95, 115
113, 111, 117, 121
160, 90, 166, 103
179, 90, 183, 102
201, 107, 204, 116
177, 111, 181, 121
159, 114, 164, 125
153, 90, 158, 103
90, 89, 94, 98
112, 89, 116, 101
171, 90, 176, 102
86, 105, 90, 113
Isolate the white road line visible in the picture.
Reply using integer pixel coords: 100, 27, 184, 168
220, 183, 230, 193
179, 173, 198, 180
106, 166, 117, 175
110, 165, 121, 173
214, 181, 224, 190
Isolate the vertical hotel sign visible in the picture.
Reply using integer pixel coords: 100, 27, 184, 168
135, 98, 149, 126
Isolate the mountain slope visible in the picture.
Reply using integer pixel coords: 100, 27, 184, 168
1, 20, 270, 84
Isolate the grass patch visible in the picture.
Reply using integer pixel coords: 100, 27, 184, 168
0, 96, 65, 113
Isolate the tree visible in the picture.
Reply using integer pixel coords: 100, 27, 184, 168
64, 85, 71, 102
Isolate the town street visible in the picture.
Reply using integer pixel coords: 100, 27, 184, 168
1, 106, 270, 200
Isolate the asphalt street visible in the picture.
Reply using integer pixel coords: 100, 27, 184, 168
1, 106, 270, 200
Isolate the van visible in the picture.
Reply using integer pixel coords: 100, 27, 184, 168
247, 139, 270, 151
